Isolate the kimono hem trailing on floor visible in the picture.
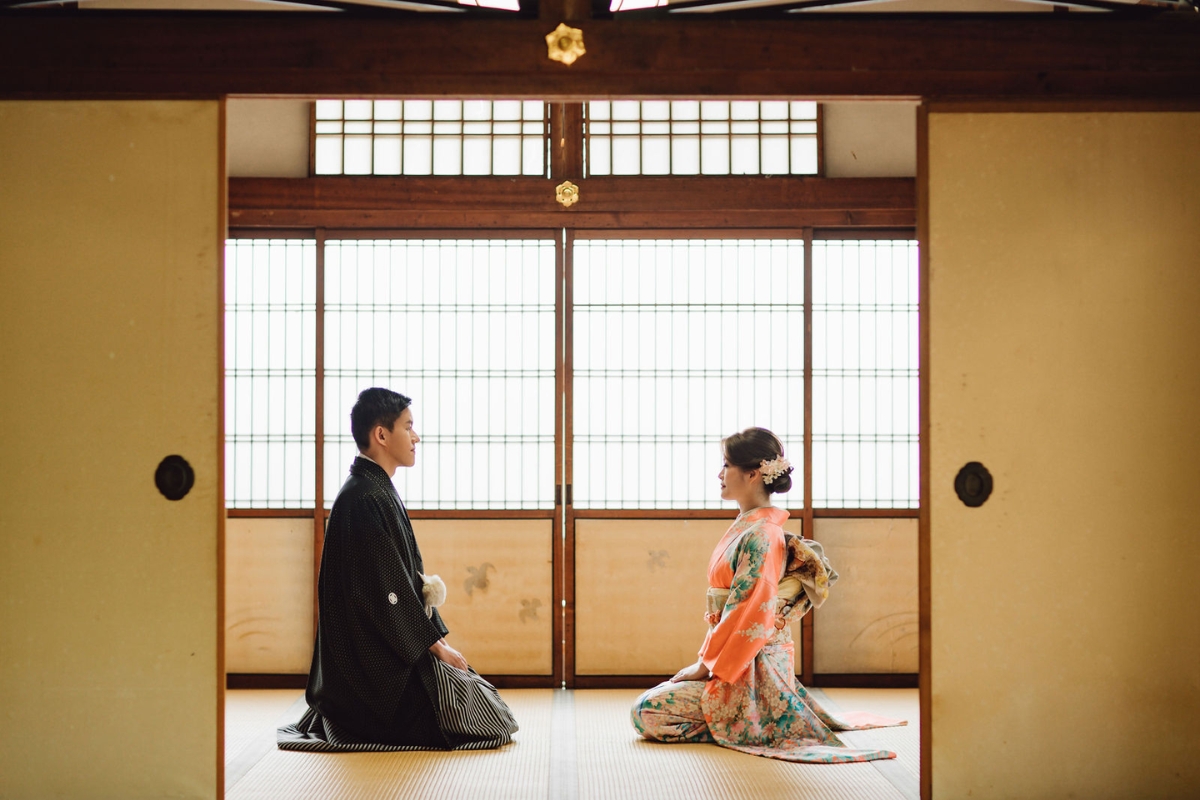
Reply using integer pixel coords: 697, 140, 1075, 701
631, 506, 904, 763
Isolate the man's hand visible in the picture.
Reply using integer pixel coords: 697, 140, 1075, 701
429, 639, 468, 671
670, 660, 711, 683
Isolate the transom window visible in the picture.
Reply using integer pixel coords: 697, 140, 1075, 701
311, 98, 819, 178
313, 99, 547, 177
586, 101, 818, 176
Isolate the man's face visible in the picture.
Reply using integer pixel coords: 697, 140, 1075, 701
384, 407, 420, 468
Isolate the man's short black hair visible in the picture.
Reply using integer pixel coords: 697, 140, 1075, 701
350, 387, 412, 451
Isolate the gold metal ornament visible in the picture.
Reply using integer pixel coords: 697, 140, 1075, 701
556, 180, 580, 208
545, 23, 586, 66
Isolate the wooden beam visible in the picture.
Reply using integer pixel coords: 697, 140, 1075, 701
811, 672, 919, 688
549, 103, 585, 180
539, 0, 592, 21
1, 12, 1198, 99
228, 175, 915, 229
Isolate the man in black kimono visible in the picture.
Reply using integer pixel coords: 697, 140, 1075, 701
279, 387, 516, 751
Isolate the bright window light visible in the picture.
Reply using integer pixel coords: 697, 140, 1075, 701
224, 239, 317, 508
573, 238, 805, 509
813, 239, 919, 508
323, 239, 556, 509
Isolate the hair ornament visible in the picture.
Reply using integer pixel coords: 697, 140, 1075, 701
760, 456, 793, 485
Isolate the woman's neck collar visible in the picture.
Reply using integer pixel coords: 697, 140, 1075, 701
737, 500, 773, 517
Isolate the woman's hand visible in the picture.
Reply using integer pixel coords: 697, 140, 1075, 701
430, 639, 469, 671
670, 660, 711, 683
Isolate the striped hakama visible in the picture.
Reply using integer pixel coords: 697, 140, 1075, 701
278, 659, 518, 752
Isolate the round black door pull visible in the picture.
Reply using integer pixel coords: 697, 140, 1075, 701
155, 455, 195, 501
954, 462, 993, 507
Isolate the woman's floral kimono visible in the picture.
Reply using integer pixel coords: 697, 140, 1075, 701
631, 506, 904, 763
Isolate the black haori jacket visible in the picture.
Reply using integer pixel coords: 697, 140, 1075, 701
305, 457, 451, 747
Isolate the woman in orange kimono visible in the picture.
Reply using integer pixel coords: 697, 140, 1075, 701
630, 427, 903, 763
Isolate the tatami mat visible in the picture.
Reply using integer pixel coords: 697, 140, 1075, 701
822, 688, 919, 784
225, 686, 918, 799
225, 690, 306, 763
227, 689, 552, 800
574, 689, 914, 800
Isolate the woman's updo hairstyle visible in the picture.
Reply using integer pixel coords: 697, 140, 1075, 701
723, 427, 794, 495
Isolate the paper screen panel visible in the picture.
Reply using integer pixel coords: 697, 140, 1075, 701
415, 519, 554, 675
225, 517, 315, 674
575, 517, 802, 675
812, 517, 917, 674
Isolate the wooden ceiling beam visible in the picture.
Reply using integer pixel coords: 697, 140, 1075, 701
227, 175, 916, 229
2, 11, 1198, 99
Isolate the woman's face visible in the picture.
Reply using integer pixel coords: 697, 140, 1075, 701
718, 456, 760, 505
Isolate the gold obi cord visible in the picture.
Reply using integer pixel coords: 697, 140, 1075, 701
705, 587, 795, 645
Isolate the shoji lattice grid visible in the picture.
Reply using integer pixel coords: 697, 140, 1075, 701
573, 239, 805, 509
812, 239, 919, 508
314, 100, 547, 177
225, 239, 317, 508
586, 101, 818, 176
324, 239, 556, 509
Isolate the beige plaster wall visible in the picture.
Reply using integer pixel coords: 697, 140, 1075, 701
225, 98, 311, 178
823, 102, 918, 178
927, 110, 1200, 798
0, 101, 223, 798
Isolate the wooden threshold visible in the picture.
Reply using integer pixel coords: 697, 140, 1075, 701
407, 509, 556, 519
227, 508, 314, 518
573, 673, 918, 689
225, 673, 557, 690
812, 673, 920, 689
226, 673, 308, 690
814, 508, 920, 518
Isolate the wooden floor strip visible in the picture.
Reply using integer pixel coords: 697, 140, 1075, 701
225, 692, 308, 794
549, 689, 579, 800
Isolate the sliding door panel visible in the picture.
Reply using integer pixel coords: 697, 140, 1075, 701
225, 517, 315, 674
418, 519, 555, 675
575, 518, 803, 676
812, 517, 917, 674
